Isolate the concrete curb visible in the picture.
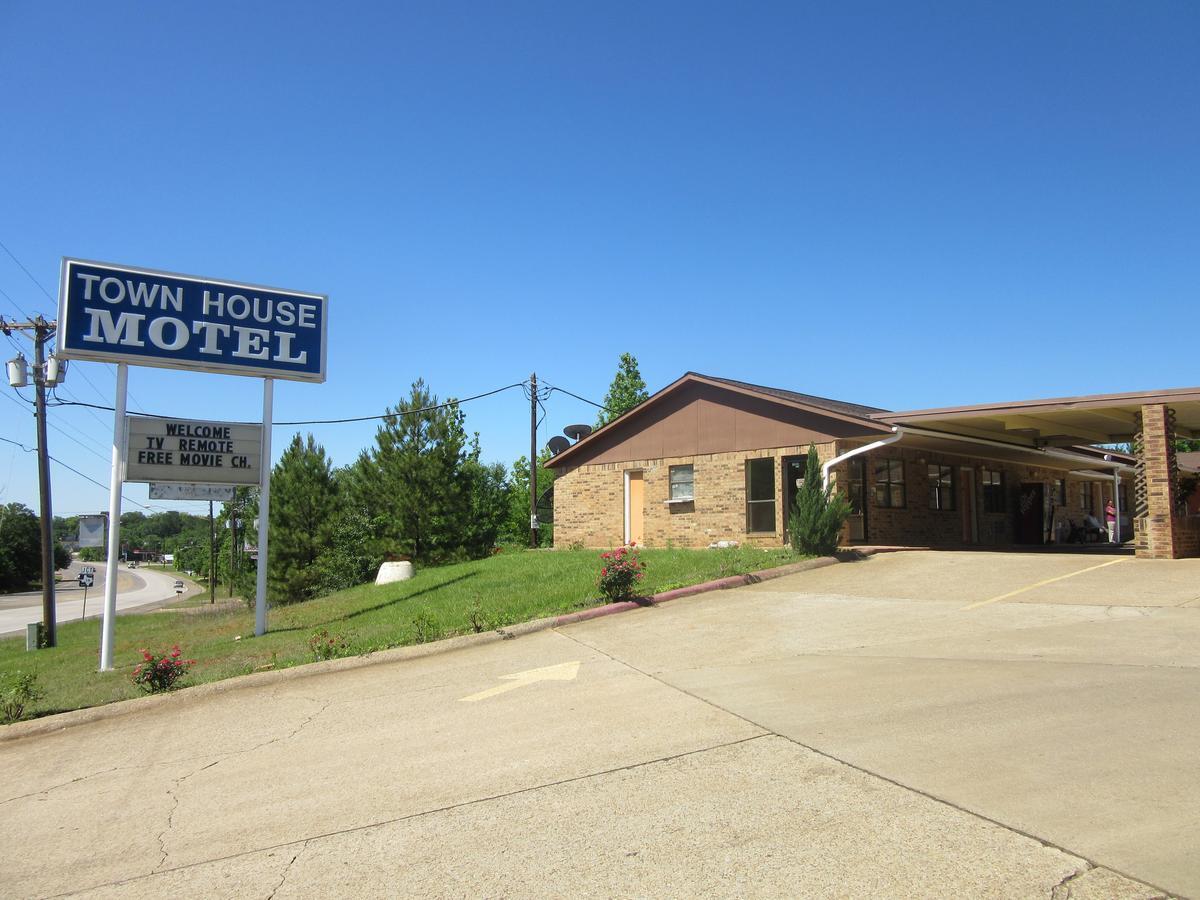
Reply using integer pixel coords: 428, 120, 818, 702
0, 552, 860, 743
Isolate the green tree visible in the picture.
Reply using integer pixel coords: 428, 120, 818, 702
351, 380, 474, 564
461, 456, 509, 556
0, 503, 41, 592
788, 445, 852, 557
504, 449, 555, 544
268, 433, 339, 602
595, 352, 649, 428
312, 509, 382, 594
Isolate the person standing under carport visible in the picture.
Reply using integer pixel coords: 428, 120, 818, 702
1105, 498, 1117, 543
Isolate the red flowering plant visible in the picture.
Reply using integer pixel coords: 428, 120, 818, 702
131, 645, 196, 693
597, 542, 646, 603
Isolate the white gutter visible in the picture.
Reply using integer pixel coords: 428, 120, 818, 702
892, 424, 1135, 474
821, 427, 903, 488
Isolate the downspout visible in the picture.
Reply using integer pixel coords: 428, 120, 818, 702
821, 426, 904, 488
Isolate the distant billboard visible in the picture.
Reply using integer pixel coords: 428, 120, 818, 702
78, 515, 105, 548
57, 258, 327, 382
125, 416, 262, 486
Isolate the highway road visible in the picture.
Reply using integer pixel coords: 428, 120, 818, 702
0, 562, 189, 637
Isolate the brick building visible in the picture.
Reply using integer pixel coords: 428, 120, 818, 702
545, 374, 1200, 559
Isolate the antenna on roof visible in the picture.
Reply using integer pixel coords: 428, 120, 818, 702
546, 436, 570, 455
564, 424, 592, 442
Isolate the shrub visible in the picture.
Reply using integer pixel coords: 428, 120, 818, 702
411, 610, 440, 643
468, 597, 496, 633
788, 444, 853, 556
307, 629, 351, 661
131, 645, 195, 693
1, 671, 44, 724
597, 543, 646, 602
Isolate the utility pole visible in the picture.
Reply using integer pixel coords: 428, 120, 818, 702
530, 371, 538, 549
208, 500, 217, 605
4, 315, 61, 647
33, 318, 56, 646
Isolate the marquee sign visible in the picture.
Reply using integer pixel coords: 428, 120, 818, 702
56, 258, 327, 382
125, 416, 262, 486
149, 483, 237, 501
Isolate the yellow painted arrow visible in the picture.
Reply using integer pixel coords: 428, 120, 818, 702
458, 661, 581, 702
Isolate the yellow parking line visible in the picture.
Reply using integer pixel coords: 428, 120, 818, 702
960, 558, 1128, 611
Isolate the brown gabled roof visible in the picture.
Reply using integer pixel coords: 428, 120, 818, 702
544, 371, 890, 468
699, 374, 891, 419
874, 386, 1200, 448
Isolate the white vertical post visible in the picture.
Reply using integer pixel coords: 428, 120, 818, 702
99, 363, 128, 671
255, 377, 274, 636
1113, 470, 1122, 543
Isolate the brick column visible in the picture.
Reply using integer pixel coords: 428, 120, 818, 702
1137, 403, 1180, 559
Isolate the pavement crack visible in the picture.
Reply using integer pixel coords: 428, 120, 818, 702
61, 732, 772, 898
153, 759, 221, 872
553, 628, 1182, 900
265, 839, 308, 900
0, 763, 134, 805
1049, 863, 1094, 899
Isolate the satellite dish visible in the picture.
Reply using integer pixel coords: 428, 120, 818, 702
546, 436, 570, 455
564, 423, 592, 442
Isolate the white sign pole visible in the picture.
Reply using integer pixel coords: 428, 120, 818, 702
254, 377, 274, 636
99, 363, 128, 671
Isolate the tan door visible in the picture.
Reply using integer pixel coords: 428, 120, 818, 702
626, 471, 644, 545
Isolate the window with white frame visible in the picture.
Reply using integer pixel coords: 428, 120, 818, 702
669, 464, 694, 501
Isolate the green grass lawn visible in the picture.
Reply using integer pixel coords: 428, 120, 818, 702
1, 546, 799, 720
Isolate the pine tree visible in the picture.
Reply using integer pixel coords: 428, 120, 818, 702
595, 353, 649, 428
268, 433, 339, 602
788, 445, 852, 556
357, 379, 474, 564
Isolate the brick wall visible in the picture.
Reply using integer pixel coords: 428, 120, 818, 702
827, 443, 1127, 547
554, 439, 1136, 551
551, 443, 837, 549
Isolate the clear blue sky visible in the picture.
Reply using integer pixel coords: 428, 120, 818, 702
1, 1, 1197, 517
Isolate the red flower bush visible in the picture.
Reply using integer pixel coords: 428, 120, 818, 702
131, 645, 195, 693
597, 543, 646, 602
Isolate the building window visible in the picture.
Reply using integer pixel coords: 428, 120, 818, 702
1079, 482, 1093, 513
669, 465, 694, 501
874, 459, 905, 508
982, 469, 1004, 513
745, 457, 776, 532
928, 464, 955, 510
1054, 479, 1067, 506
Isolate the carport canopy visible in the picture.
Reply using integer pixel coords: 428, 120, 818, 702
872, 386, 1200, 448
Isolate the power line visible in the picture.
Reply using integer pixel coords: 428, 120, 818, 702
0, 238, 57, 308
0, 244, 145, 407
46, 381, 529, 425
542, 381, 609, 411
0, 283, 36, 321
0, 434, 157, 511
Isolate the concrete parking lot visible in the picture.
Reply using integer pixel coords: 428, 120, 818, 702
0, 550, 1193, 897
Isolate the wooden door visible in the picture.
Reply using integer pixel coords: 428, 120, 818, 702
626, 471, 644, 545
